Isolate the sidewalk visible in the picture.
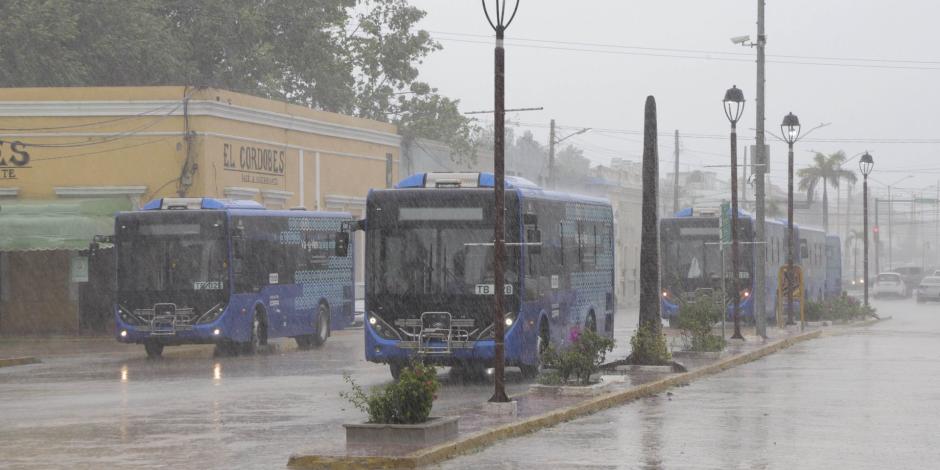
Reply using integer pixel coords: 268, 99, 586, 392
0, 335, 214, 361
288, 320, 858, 469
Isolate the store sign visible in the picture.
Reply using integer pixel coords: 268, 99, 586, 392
0, 140, 30, 180
222, 142, 286, 185
70, 256, 89, 283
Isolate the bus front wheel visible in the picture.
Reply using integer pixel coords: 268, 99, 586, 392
144, 341, 164, 359
242, 310, 267, 354
521, 320, 550, 379
311, 303, 330, 347
389, 362, 403, 381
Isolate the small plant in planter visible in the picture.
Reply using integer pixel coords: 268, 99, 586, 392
341, 362, 440, 424
676, 293, 726, 352
538, 328, 615, 386
629, 322, 672, 365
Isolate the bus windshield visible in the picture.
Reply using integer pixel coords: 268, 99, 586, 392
115, 213, 229, 308
372, 227, 518, 296
662, 236, 724, 292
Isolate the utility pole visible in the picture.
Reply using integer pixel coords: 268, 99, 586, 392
874, 199, 880, 275
742, 146, 748, 204
888, 188, 893, 269
548, 119, 556, 189
673, 130, 680, 214
753, 0, 768, 338
547, 123, 590, 190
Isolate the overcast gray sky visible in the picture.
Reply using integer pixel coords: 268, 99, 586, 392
409, 0, 940, 198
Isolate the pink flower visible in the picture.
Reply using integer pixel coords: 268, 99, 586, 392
569, 326, 581, 343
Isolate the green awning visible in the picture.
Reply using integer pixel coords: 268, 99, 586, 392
0, 198, 131, 251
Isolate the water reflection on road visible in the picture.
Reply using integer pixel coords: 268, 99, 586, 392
437, 299, 940, 469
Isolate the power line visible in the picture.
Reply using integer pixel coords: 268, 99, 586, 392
0, 100, 181, 132
433, 35, 940, 72
30, 136, 173, 162
431, 31, 940, 70
20, 101, 185, 149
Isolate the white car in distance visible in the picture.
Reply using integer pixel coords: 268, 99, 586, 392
917, 276, 940, 303
872, 272, 907, 299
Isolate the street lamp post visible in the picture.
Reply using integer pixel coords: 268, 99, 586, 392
860, 152, 874, 307
781, 112, 801, 326
482, 0, 518, 404
723, 86, 745, 340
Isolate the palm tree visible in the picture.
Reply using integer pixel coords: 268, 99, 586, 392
797, 151, 858, 232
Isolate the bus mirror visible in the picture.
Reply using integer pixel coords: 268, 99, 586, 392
800, 239, 808, 259
523, 213, 538, 226
335, 232, 350, 257
527, 229, 542, 254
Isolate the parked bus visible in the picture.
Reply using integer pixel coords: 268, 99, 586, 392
363, 172, 615, 379
113, 197, 354, 358
660, 207, 841, 325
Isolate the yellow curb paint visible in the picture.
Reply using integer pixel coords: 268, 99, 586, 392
288, 329, 823, 469
0, 356, 41, 368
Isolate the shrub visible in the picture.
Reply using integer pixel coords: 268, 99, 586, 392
629, 322, 672, 366
802, 294, 875, 322
341, 362, 440, 424
540, 328, 615, 385
676, 293, 726, 352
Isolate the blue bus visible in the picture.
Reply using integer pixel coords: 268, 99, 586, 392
660, 207, 840, 325
363, 172, 615, 379
113, 197, 355, 358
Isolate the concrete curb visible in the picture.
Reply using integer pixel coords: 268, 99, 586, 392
823, 315, 890, 336
0, 356, 41, 368
287, 329, 822, 469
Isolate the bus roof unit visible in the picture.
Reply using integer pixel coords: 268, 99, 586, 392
396, 172, 539, 190
141, 197, 267, 211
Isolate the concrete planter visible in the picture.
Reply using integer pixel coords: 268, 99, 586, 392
344, 416, 459, 447
530, 375, 626, 397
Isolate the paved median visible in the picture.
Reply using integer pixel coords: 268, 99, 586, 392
287, 325, 846, 469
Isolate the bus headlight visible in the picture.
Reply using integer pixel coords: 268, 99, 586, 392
505, 318, 513, 327
117, 305, 144, 326
368, 312, 401, 340
197, 303, 226, 324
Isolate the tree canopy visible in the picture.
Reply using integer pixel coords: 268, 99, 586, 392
797, 151, 857, 231
0, 0, 477, 157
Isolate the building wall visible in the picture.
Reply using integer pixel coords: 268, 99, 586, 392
0, 251, 76, 334
0, 86, 400, 335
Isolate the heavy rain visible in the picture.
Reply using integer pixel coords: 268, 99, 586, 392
1, 1, 939, 469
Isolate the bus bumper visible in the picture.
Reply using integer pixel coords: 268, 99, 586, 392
114, 312, 230, 345
364, 319, 526, 366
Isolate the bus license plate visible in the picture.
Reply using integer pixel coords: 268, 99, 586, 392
475, 284, 513, 295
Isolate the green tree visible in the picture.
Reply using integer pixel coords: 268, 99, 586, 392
797, 151, 857, 231
0, 0, 476, 158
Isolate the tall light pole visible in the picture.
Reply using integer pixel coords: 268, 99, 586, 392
860, 152, 874, 306
723, 85, 745, 340
781, 112, 801, 326
548, 122, 590, 189
886, 174, 914, 270
482, 0, 518, 404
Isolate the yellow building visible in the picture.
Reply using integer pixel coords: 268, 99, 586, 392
0, 86, 399, 335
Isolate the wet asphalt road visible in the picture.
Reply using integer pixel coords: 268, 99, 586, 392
436, 298, 940, 470
0, 309, 638, 469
